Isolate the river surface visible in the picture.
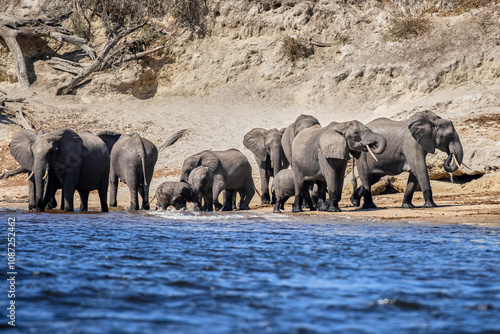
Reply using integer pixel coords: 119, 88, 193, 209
1, 210, 499, 334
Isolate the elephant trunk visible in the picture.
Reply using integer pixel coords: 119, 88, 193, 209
444, 137, 463, 173
361, 127, 387, 154
270, 146, 283, 178
33, 159, 49, 211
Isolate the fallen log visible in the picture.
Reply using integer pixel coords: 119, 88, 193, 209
0, 13, 95, 89
158, 129, 188, 151
15, 110, 35, 130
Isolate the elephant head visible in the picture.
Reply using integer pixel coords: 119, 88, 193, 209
408, 110, 463, 173
320, 121, 387, 160
10, 128, 83, 211
243, 128, 289, 176
180, 150, 219, 183
282, 114, 320, 163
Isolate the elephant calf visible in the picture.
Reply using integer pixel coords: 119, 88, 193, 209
188, 166, 214, 212
272, 169, 316, 213
154, 181, 195, 211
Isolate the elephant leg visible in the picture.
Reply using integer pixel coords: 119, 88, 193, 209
98, 175, 109, 212
402, 172, 418, 208
292, 168, 305, 213
316, 181, 328, 211
325, 160, 346, 212
62, 184, 76, 212
350, 186, 363, 207
273, 197, 282, 213
129, 186, 140, 210
139, 184, 150, 210
109, 171, 119, 207
79, 190, 90, 212
301, 183, 316, 211
221, 189, 234, 211
59, 190, 65, 210
239, 184, 255, 211
212, 176, 225, 211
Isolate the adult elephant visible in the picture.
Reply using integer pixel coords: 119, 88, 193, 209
292, 120, 386, 212
243, 127, 289, 204
98, 131, 158, 210
281, 114, 320, 164
9, 128, 110, 212
350, 110, 463, 209
180, 149, 255, 211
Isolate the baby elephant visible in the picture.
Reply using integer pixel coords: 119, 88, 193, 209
272, 169, 316, 213
188, 166, 214, 212
154, 181, 195, 210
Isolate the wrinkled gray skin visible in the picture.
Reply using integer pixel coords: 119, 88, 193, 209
9, 129, 110, 212
272, 169, 316, 213
98, 131, 158, 210
180, 149, 255, 211
292, 120, 387, 212
281, 114, 320, 165
243, 127, 289, 204
154, 181, 195, 210
188, 166, 214, 212
351, 110, 463, 209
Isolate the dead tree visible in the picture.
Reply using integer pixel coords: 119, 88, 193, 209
0, 13, 96, 89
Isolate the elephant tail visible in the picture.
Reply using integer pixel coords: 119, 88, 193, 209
138, 135, 149, 188
146, 195, 157, 209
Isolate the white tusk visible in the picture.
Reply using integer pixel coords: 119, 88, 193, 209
25, 171, 34, 182
452, 154, 461, 170
366, 145, 378, 162
42, 170, 48, 180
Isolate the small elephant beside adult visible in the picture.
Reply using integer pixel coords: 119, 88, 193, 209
153, 181, 196, 211
98, 131, 158, 210
180, 149, 255, 211
351, 110, 463, 209
9, 128, 110, 212
243, 127, 289, 204
292, 120, 386, 212
272, 169, 316, 213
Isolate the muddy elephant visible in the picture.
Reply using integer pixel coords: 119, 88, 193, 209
180, 149, 255, 211
281, 114, 320, 164
292, 120, 386, 212
9, 128, 110, 212
272, 169, 316, 213
351, 110, 463, 209
188, 166, 214, 212
153, 181, 195, 210
98, 131, 158, 210
243, 127, 289, 204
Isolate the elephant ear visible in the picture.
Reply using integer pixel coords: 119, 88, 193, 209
199, 151, 219, 173
319, 127, 349, 160
408, 111, 437, 154
243, 128, 268, 161
52, 129, 84, 169
9, 129, 37, 170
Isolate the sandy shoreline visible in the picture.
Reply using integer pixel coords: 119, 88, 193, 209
2, 174, 499, 226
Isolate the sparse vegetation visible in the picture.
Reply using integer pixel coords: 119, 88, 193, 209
168, 0, 205, 25
70, 10, 91, 40
282, 36, 313, 62
438, 0, 496, 16
385, 11, 431, 40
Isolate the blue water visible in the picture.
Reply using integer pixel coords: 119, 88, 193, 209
1, 210, 499, 333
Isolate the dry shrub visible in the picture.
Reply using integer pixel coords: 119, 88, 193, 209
438, 0, 496, 16
168, 0, 204, 24
385, 11, 431, 40
282, 36, 313, 62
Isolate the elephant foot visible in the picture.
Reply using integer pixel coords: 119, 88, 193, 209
273, 208, 281, 213
309, 207, 317, 212
423, 201, 437, 208
142, 204, 151, 210
361, 202, 377, 209
350, 195, 360, 207
261, 200, 270, 205
239, 206, 250, 211
402, 202, 415, 209
214, 202, 223, 211
318, 203, 328, 212
328, 205, 341, 212
292, 206, 303, 213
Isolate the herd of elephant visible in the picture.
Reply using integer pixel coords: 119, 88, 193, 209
7, 110, 463, 213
